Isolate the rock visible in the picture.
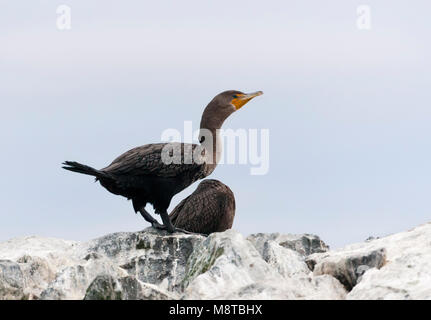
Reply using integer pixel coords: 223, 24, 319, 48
109, 229, 202, 292
356, 265, 370, 284
365, 236, 379, 242
182, 230, 346, 300
118, 276, 175, 300
306, 222, 431, 299
259, 241, 311, 278
83, 274, 122, 300
0, 222, 430, 300
347, 222, 431, 299
17, 255, 56, 299
181, 230, 279, 297
307, 248, 387, 290
39, 228, 202, 299
247, 233, 329, 256
39, 259, 125, 300
84, 275, 175, 300
0, 236, 79, 268
0, 260, 25, 300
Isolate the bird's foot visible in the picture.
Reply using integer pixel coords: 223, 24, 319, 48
151, 222, 167, 230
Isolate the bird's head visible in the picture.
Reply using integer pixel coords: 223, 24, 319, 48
198, 90, 263, 167
201, 90, 263, 129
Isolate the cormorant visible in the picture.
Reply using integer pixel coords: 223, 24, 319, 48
62, 90, 262, 233
169, 179, 235, 235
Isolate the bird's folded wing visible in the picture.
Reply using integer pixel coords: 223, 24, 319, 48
100, 142, 204, 178
169, 184, 225, 231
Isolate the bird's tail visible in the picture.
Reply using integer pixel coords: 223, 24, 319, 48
62, 161, 109, 180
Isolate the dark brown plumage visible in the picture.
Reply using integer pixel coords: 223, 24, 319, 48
62, 90, 262, 234
170, 179, 235, 235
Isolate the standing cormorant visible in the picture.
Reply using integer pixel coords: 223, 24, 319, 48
169, 179, 235, 235
62, 90, 262, 233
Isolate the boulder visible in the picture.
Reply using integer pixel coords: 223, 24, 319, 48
0, 222, 430, 300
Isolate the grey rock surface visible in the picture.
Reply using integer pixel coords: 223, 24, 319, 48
247, 233, 329, 256
83, 274, 174, 300
182, 230, 345, 300
0, 222, 430, 300
307, 248, 387, 290
0, 260, 25, 300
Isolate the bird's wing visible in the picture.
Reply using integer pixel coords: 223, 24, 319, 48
170, 180, 234, 232
169, 194, 191, 223
101, 142, 205, 178
170, 189, 215, 231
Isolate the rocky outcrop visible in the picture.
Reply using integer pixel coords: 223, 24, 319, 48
0, 222, 430, 300
307, 223, 431, 299
306, 248, 387, 290
247, 233, 329, 257
181, 230, 345, 299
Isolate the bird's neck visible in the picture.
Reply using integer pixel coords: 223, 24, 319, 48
199, 118, 225, 170
198, 100, 235, 173
199, 127, 222, 165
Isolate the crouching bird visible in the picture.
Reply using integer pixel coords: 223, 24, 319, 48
62, 90, 262, 233
169, 179, 235, 235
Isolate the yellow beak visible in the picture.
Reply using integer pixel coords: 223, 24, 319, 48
232, 91, 263, 110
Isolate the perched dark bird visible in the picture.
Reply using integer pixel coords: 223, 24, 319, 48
62, 90, 262, 233
169, 179, 235, 235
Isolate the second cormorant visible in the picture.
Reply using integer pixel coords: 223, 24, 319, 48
170, 179, 235, 235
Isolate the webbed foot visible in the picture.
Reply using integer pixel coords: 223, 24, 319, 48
151, 221, 167, 230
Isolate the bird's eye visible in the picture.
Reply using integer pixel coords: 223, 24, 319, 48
232, 94, 238, 99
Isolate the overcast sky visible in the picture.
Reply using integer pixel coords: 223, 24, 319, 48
0, 0, 430, 248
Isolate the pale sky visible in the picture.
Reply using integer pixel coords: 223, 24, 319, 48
0, 0, 430, 248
